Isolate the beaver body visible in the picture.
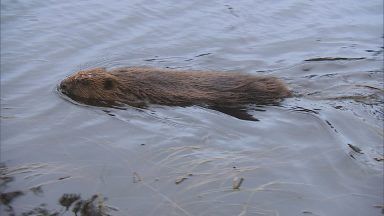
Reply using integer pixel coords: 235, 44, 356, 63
59, 67, 291, 120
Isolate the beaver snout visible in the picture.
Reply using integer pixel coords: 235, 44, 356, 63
59, 81, 69, 95
60, 82, 67, 91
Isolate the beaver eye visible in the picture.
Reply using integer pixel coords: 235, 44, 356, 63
103, 79, 115, 90
60, 83, 67, 90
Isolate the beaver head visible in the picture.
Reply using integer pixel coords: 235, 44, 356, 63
59, 68, 126, 107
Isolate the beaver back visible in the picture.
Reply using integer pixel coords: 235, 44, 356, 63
59, 67, 291, 108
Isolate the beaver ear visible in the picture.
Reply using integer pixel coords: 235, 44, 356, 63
103, 78, 116, 90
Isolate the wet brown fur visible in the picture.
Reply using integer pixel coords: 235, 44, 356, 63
59, 67, 291, 109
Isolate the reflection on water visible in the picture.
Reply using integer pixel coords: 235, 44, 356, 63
1, 0, 383, 215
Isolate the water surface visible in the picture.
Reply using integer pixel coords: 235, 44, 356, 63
1, 0, 383, 215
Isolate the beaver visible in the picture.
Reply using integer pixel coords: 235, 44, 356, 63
58, 67, 291, 121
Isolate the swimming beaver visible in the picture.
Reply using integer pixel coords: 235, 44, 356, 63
59, 67, 291, 121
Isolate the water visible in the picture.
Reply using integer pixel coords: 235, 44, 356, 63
1, 0, 383, 215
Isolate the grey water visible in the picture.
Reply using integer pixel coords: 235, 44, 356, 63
1, 0, 383, 215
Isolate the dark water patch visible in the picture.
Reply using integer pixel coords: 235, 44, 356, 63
142, 56, 195, 64
326, 94, 382, 105
209, 106, 259, 121
365, 48, 384, 56
355, 84, 383, 91
289, 106, 320, 114
103, 110, 116, 117
144, 53, 212, 63
224, 4, 239, 17
30, 185, 44, 196
348, 144, 363, 154
326, 118, 339, 132
195, 53, 212, 58
334, 105, 343, 109
305, 57, 366, 62
57, 176, 71, 181
143, 58, 157, 62
319, 73, 337, 78
304, 74, 317, 79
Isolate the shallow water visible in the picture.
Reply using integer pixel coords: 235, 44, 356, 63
1, 0, 383, 215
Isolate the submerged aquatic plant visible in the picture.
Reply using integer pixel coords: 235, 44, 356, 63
58, 193, 113, 216
59, 193, 81, 211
